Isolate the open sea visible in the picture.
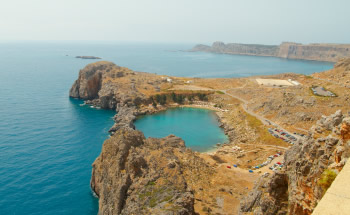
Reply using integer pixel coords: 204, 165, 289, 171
0, 42, 333, 214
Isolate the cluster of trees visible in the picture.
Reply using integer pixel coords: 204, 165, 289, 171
150, 92, 209, 107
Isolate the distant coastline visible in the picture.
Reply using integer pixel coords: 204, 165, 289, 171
190, 41, 350, 62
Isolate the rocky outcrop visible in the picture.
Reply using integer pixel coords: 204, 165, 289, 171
240, 110, 350, 215
69, 61, 151, 109
108, 106, 137, 134
69, 61, 116, 100
191, 42, 350, 62
91, 127, 195, 215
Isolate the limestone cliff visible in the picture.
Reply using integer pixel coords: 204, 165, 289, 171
69, 61, 114, 100
69, 61, 159, 109
191, 42, 350, 62
240, 110, 350, 215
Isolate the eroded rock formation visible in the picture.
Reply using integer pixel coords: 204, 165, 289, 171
91, 127, 196, 215
69, 61, 150, 109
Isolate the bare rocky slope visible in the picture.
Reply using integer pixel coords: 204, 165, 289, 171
191, 42, 350, 62
240, 111, 350, 215
91, 127, 196, 214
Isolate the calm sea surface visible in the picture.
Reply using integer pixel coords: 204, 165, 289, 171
134, 107, 228, 152
0, 42, 333, 214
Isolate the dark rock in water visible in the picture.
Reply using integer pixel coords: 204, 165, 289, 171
76, 56, 102, 59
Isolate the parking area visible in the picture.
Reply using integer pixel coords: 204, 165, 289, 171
311, 86, 336, 97
268, 128, 298, 144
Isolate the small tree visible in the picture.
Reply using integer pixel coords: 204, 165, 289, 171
155, 94, 162, 103
160, 94, 167, 105
171, 92, 177, 103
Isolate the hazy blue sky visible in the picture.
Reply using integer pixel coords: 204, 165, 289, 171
1, 0, 349, 44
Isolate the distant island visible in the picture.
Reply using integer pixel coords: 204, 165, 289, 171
190, 41, 350, 62
76, 56, 101, 59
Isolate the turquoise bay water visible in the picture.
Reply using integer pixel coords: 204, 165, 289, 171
0, 42, 333, 214
134, 108, 228, 152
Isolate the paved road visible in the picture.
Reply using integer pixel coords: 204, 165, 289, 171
313, 76, 350, 89
237, 143, 289, 151
221, 89, 303, 142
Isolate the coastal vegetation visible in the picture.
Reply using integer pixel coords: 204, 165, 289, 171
150, 92, 209, 105
318, 169, 337, 193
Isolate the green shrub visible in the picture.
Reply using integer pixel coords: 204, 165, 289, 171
318, 169, 337, 192
149, 197, 157, 207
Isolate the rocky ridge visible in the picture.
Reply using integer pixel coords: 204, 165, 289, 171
240, 110, 350, 215
91, 127, 197, 214
191, 42, 350, 62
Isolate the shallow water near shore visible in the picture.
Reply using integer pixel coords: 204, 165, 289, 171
134, 107, 228, 152
0, 42, 333, 214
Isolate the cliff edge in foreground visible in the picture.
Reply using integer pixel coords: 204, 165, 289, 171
240, 111, 350, 215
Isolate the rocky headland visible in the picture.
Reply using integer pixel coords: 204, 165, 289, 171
191, 42, 350, 62
91, 128, 197, 214
70, 58, 350, 214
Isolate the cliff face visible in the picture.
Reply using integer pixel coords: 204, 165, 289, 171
69, 61, 115, 100
240, 110, 350, 215
191, 42, 350, 62
69, 61, 157, 109
278, 42, 350, 62
91, 127, 196, 215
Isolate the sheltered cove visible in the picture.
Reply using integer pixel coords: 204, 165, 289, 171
70, 58, 350, 214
